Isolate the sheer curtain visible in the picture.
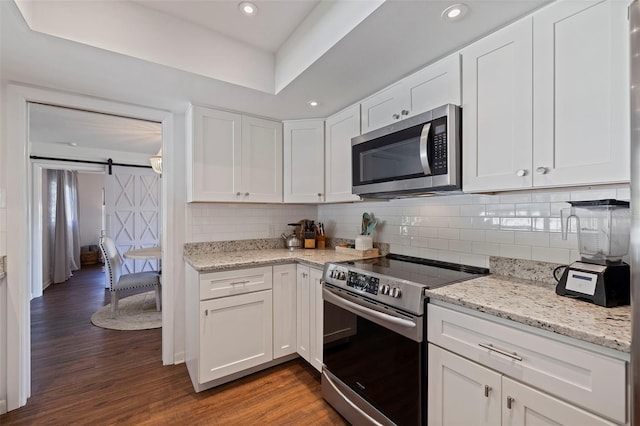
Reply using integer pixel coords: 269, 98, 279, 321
48, 170, 81, 283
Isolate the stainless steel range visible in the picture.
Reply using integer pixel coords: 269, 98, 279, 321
321, 254, 489, 426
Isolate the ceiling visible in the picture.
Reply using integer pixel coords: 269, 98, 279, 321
3, 0, 551, 155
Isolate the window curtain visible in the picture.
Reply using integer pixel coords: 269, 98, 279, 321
48, 170, 81, 284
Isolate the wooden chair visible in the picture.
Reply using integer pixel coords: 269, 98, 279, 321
98, 236, 161, 318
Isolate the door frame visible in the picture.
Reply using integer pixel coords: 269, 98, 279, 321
5, 84, 176, 411
31, 161, 107, 299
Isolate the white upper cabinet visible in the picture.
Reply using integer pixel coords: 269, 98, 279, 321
463, 0, 629, 193
462, 18, 534, 192
241, 116, 283, 203
325, 104, 362, 203
532, 0, 629, 188
361, 54, 461, 134
283, 120, 325, 203
186, 104, 283, 203
187, 106, 243, 202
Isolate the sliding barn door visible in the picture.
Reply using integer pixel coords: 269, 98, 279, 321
104, 166, 160, 273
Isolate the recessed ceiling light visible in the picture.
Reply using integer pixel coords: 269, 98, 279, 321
239, 2, 257, 16
67, 142, 78, 147
308, 101, 319, 107
441, 4, 469, 21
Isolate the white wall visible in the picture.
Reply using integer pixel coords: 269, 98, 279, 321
186, 203, 317, 242
319, 185, 631, 268
77, 171, 104, 249
0, 83, 7, 413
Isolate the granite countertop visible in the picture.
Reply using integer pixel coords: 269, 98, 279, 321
184, 248, 378, 273
426, 275, 631, 353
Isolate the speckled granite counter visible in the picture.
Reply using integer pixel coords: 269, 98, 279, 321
184, 248, 379, 273
426, 275, 631, 353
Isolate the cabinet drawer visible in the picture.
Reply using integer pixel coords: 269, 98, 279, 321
199, 266, 273, 300
427, 304, 627, 424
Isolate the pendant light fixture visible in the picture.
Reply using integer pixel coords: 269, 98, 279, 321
150, 148, 162, 174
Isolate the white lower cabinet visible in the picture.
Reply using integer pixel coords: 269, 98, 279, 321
428, 344, 501, 426
273, 264, 297, 358
296, 264, 324, 372
429, 344, 617, 426
427, 303, 628, 425
199, 290, 273, 383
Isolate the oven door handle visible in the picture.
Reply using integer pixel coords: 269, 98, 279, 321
419, 122, 432, 176
323, 370, 385, 426
323, 288, 416, 329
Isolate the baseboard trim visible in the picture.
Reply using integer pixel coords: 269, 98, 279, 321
0, 399, 7, 415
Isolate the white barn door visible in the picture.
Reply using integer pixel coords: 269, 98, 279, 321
104, 166, 160, 273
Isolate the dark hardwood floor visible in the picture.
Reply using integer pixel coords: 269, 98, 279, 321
1, 264, 347, 425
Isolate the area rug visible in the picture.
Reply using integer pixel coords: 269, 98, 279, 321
91, 291, 161, 330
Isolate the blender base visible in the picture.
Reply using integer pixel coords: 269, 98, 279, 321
556, 261, 630, 307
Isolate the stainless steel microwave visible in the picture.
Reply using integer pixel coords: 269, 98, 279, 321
352, 104, 461, 198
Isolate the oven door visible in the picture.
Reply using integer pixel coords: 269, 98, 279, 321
322, 286, 425, 426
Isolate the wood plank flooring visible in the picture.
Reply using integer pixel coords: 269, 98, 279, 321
1, 264, 347, 425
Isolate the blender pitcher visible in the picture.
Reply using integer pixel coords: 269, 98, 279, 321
561, 199, 631, 265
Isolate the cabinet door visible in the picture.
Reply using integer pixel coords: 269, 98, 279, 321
360, 82, 404, 133
402, 54, 461, 119
502, 377, 617, 426
241, 116, 283, 203
462, 18, 533, 192
325, 104, 362, 203
428, 344, 502, 426
532, 0, 629, 187
188, 106, 242, 202
296, 265, 311, 362
283, 120, 325, 203
309, 267, 324, 372
273, 264, 297, 358
199, 290, 273, 383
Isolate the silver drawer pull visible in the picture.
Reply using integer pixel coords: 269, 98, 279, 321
479, 343, 523, 361
484, 385, 491, 398
506, 396, 514, 409
230, 280, 250, 285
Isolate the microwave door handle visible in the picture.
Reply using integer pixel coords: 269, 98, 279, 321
419, 122, 432, 176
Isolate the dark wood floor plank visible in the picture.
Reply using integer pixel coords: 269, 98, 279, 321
0, 264, 347, 425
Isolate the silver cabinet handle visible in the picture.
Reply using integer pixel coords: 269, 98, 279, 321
484, 385, 491, 398
535, 166, 548, 175
478, 343, 523, 361
419, 122, 432, 176
302, 272, 308, 278
230, 280, 250, 285
392, 113, 400, 119
401, 109, 409, 115
317, 193, 322, 197
244, 192, 250, 196
516, 169, 528, 177
506, 396, 514, 409
236, 191, 241, 196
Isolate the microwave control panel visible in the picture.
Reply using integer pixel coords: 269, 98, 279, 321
432, 116, 448, 176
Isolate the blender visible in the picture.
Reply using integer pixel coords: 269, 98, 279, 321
556, 199, 631, 307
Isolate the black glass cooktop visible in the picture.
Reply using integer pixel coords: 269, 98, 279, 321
340, 253, 489, 289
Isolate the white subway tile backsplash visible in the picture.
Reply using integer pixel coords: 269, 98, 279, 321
571, 188, 617, 201
460, 229, 486, 242
419, 248, 440, 259
471, 217, 501, 230
617, 187, 631, 200
485, 204, 515, 217
419, 227, 439, 238
499, 244, 532, 260
531, 247, 571, 264
472, 241, 500, 256
500, 218, 532, 231
485, 230, 515, 244
438, 228, 460, 240
459, 253, 490, 268
0, 231, 5, 255
531, 191, 571, 203
0, 188, 5, 209
449, 217, 473, 229
549, 232, 578, 250
498, 193, 532, 204
410, 237, 430, 248
449, 240, 472, 253
515, 203, 550, 217
438, 250, 461, 263
459, 204, 486, 216
514, 231, 549, 247
428, 238, 449, 250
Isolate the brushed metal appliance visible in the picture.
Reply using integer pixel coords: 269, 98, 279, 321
629, 2, 640, 423
321, 254, 488, 425
351, 104, 461, 198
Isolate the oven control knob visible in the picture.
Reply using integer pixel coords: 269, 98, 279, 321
390, 287, 402, 298
381, 284, 390, 295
